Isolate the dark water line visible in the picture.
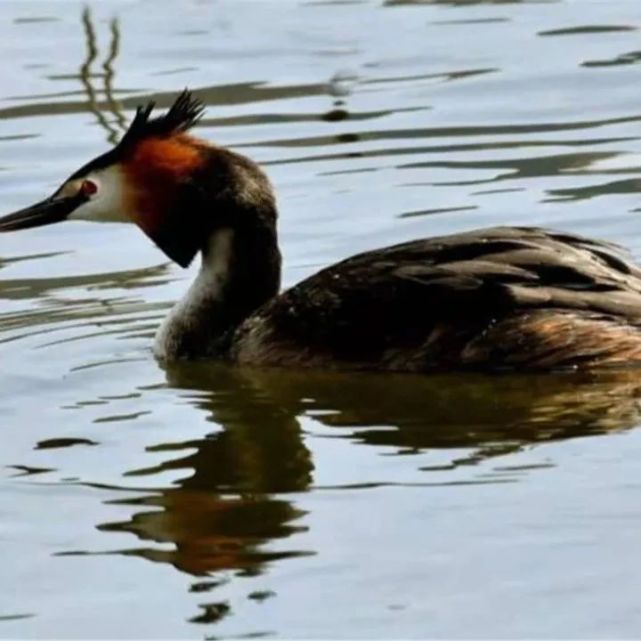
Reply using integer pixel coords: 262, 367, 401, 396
79, 8, 120, 144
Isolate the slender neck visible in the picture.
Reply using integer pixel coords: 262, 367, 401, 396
153, 221, 281, 361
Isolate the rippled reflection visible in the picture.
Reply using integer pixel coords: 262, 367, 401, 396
163, 365, 641, 462
60, 365, 641, 588
78, 8, 124, 144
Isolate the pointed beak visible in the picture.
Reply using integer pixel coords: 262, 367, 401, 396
0, 193, 85, 232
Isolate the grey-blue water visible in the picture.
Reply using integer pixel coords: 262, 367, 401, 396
2, 0, 641, 637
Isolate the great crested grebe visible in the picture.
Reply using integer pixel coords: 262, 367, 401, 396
3, 90, 641, 372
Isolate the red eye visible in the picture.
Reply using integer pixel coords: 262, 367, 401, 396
81, 180, 98, 196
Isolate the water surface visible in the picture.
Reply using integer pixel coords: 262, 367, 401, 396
2, 0, 641, 638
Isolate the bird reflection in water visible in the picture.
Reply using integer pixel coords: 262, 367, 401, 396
99, 364, 314, 578
95, 365, 641, 585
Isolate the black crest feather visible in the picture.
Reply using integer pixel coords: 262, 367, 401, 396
67, 90, 205, 183
118, 89, 205, 148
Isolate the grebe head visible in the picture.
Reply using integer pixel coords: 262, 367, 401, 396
0, 90, 277, 268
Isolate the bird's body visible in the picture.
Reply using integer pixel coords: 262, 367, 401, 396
3, 91, 641, 373
155, 223, 641, 372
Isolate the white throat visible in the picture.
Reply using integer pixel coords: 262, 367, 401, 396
153, 228, 235, 360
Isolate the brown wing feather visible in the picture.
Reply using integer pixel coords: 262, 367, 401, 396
460, 311, 641, 370
233, 227, 641, 371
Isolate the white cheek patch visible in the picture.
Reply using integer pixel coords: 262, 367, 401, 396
68, 165, 131, 223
